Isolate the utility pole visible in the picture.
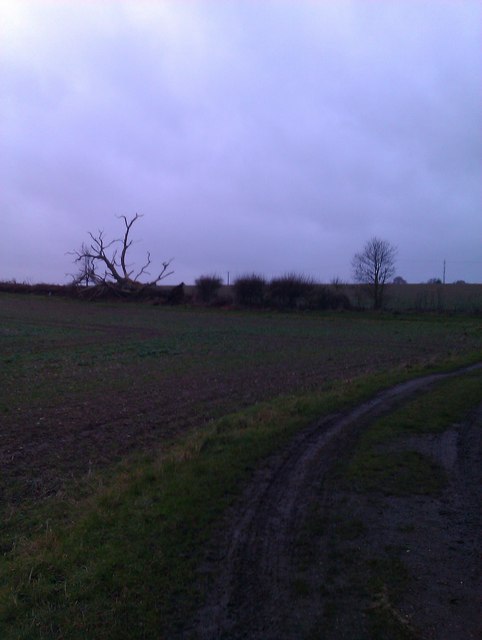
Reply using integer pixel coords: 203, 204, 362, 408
443, 260, 446, 285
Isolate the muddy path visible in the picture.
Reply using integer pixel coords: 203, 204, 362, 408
182, 365, 481, 640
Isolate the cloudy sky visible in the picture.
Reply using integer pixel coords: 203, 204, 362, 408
1, 1, 481, 285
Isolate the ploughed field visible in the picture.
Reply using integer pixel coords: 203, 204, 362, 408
1, 293, 482, 639
1, 293, 481, 507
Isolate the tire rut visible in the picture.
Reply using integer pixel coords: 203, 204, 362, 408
182, 364, 481, 640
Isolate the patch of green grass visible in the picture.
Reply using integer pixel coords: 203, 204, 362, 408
292, 578, 312, 597
363, 369, 482, 445
319, 532, 417, 639
397, 524, 415, 534
367, 604, 419, 640
367, 556, 411, 598
346, 450, 447, 495
344, 369, 482, 495
334, 517, 366, 540
366, 558, 418, 640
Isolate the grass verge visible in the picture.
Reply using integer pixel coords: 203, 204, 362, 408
344, 368, 482, 495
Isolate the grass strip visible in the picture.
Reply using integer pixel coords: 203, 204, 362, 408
344, 368, 482, 495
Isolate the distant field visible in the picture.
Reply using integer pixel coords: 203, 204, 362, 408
213, 282, 482, 312
1, 294, 481, 638
380, 283, 482, 312
1, 293, 482, 506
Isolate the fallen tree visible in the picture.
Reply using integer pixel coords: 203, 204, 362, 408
70, 214, 173, 297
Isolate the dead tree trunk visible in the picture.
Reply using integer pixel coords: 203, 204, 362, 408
70, 214, 173, 296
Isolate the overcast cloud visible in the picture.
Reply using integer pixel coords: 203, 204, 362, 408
1, 0, 481, 284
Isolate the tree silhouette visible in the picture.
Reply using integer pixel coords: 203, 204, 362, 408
71, 214, 173, 294
352, 237, 397, 309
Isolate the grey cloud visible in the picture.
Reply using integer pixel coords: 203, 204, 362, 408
0, 1, 480, 285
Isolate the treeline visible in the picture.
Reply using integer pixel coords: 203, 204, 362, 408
0, 280, 184, 303
195, 273, 351, 310
0, 275, 351, 310
0, 281, 79, 297
2, 278, 481, 313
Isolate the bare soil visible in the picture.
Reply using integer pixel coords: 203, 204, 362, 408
5, 295, 480, 507
182, 366, 481, 640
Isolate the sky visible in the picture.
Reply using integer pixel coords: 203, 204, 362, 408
1, 0, 481, 285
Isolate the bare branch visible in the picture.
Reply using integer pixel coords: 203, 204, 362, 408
118, 213, 142, 279
68, 242, 103, 286
150, 259, 174, 285
352, 237, 397, 309
134, 251, 152, 281
70, 214, 173, 294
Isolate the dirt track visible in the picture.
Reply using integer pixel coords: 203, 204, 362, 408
183, 366, 482, 640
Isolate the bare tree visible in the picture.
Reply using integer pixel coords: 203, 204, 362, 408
70, 243, 100, 286
71, 214, 173, 294
352, 237, 397, 309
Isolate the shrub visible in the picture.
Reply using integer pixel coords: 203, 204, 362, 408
330, 276, 346, 289
268, 273, 316, 309
195, 275, 223, 304
166, 282, 185, 305
233, 274, 267, 307
313, 286, 352, 311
